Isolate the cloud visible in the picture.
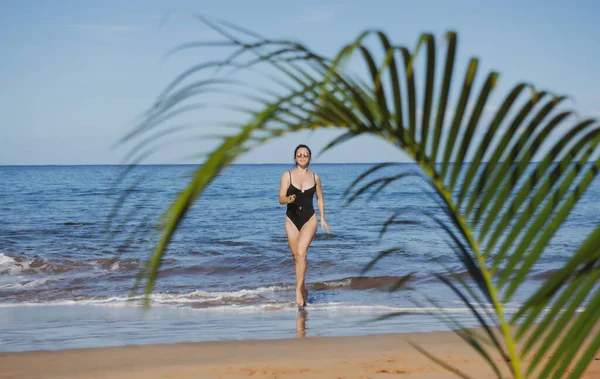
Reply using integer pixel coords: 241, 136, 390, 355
64, 24, 138, 33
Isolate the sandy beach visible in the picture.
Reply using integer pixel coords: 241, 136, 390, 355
1, 328, 598, 379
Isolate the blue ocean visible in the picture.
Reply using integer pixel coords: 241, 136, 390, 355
1, 164, 598, 352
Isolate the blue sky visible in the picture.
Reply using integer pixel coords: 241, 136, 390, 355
1, 0, 599, 165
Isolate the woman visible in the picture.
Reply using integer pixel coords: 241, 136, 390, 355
279, 144, 331, 310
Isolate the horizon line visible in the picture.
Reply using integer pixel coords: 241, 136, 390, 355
0, 160, 587, 168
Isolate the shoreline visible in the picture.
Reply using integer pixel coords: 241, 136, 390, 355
0, 303, 486, 353
1, 328, 598, 379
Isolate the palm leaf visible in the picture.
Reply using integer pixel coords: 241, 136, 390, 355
119, 20, 600, 378
430, 32, 456, 165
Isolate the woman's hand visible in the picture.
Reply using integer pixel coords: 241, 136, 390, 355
320, 219, 331, 234
287, 194, 296, 204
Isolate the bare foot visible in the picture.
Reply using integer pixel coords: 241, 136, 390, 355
296, 289, 304, 307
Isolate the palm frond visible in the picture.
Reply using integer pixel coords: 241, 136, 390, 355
118, 19, 600, 378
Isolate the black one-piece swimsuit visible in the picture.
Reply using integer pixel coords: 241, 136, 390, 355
286, 171, 316, 231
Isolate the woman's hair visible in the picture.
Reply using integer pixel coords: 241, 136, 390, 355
294, 144, 311, 167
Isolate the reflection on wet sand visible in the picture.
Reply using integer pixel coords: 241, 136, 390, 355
296, 310, 307, 338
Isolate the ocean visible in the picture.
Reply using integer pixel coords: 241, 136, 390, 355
1, 163, 598, 352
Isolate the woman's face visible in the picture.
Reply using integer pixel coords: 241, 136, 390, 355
295, 147, 310, 166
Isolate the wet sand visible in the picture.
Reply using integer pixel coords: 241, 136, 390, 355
1, 327, 598, 379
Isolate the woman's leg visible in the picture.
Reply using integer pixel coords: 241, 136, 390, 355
295, 214, 317, 306
285, 217, 302, 305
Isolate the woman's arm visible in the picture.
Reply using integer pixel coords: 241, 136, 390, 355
279, 172, 295, 205
315, 174, 331, 233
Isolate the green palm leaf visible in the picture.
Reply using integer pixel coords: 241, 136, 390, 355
120, 20, 600, 378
